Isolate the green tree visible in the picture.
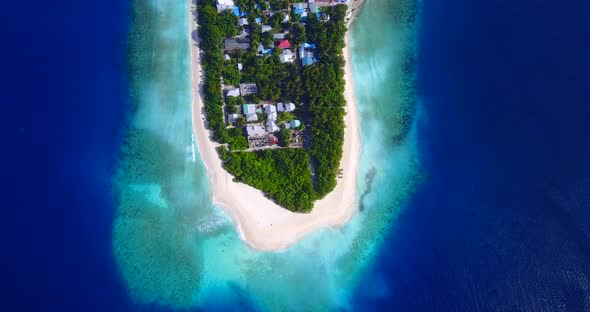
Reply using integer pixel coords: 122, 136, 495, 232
292, 23, 306, 45
223, 64, 241, 85
278, 128, 291, 147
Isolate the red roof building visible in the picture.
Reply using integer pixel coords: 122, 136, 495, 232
268, 134, 279, 145
276, 40, 291, 49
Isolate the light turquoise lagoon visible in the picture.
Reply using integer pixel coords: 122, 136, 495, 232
113, 0, 421, 310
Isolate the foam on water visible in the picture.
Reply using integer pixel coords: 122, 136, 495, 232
113, 0, 422, 309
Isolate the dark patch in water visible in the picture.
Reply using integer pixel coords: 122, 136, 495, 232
359, 167, 378, 212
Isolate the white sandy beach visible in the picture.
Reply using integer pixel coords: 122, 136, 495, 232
188, 0, 361, 251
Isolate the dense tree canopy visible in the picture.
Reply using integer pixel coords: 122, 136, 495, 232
222, 148, 315, 212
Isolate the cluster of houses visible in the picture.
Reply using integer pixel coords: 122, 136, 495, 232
226, 100, 303, 149
216, 0, 350, 149
224, 82, 303, 148
219, 0, 342, 65
224, 82, 257, 98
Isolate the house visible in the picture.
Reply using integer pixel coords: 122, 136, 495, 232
302, 42, 317, 49
257, 43, 273, 54
302, 51, 318, 66
266, 120, 280, 133
227, 113, 239, 123
243, 104, 257, 115
238, 17, 248, 26
267, 112, 277, 121
289, 119, 302, 128
264, 104, 277, 114
265, 104, 278, 121
224, 38, 250, 52
284, 102, 296, 112
226, 88, 241, 97
293, 3, 308, 14
261, 25, 272, 33
246, 124, 265, 137
224, 54, 231, 61
236, 29, 250, 38
283, 13, 290, 22
239, 83, 257, 95
255, 17, 263, 23
237, 63, 243, 71
273, 33, 286, 40
216, 0, 234, 12
233, 5, 247, 16
279, 49, 294, 63
276, 40, 291, 49
293, 3, 308, 19
246, 113, 258, 122
268, 134, 279, 145
278, 102, 296, 112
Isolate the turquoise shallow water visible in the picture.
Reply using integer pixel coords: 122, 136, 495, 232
113, 0, 420, 309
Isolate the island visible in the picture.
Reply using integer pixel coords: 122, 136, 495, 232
189, 0, 362, 249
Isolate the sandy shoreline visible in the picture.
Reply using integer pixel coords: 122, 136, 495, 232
188, 0, 361, 251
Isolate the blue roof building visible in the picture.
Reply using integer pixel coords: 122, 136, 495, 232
289, 120, 301, 128
258, 43, 273, 55
293, 3, 307, 17
255, 17, 262, 23
302, 56, 314, 66
243, 104, 257, 115
233, 6, 247, 17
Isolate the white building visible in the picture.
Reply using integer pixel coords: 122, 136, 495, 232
216, 0, 234, 12
238, 18, 248, 26
264, 104, 277, 114
284, 102, 296, 112
246, 124, 265, 137
246, 113, 258, 122
266, 120, 280, 133
279, 49, 294, 63
267, 112, 277, 121
224, 54, 231, 61
237, 63, 243, 71
226, 88, 240, 97
261, 25, 272, 33
277, 102, 285, 112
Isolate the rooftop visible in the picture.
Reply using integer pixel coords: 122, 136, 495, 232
239, 82, 257, 95
277, 40, 291, 49
224, 38, 250, 51
243, 103, 257, 114
246, 124, 265, 137
226, 88, 241, 97
266, 120, 280, 133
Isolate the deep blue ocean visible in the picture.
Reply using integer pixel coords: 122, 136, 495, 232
8, 0, 132, 310
9, 0, 590, 311
352, 0, 590, 311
